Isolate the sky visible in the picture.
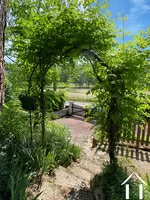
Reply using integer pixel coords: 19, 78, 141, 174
108, 0, 150, 41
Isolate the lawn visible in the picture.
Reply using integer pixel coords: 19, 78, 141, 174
65, 88, 97, 102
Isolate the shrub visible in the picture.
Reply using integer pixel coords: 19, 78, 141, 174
45, 90, 66, 111
19, 90, 66, 112
0, 100, 30, 157
44, 122, 81, 166
91, 162, 150, 200
0, 101, 80, 199
19, 93, 39, 111
0, 153, 11, 200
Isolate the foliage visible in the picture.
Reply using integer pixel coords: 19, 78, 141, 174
0, 100, 29, 150
70, 63, 95, 86
9, 164, 29, 200
46, 65, 60, 91
5, 75, 13, 103
0, 153, 11, 199
7, 0, 116, 143
59, 61, 95, 86
91, 162, 150, 200
9, 161, 42, 200
45, 90, 66, 111
42, 122, 81, 166
19, 89, 66, 111
0, 101, 80, 199
10, 0, 115, 63
146, 173, 150, 193
87, 29, 150, 163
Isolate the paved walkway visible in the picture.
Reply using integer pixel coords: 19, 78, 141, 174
57, 115, 93, 143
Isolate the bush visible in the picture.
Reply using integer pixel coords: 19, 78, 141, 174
19, 90, 66, 111
0, 101, 29, 157
91, 162, 150, 200
0, 101, 80, 199
45, 90, 66, 111
19, 93, 39, 111
44, 122, 81, 166
0, 153, 11, 199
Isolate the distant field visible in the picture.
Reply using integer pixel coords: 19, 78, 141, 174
47, 85, 97, 102
66, 88, 97, 102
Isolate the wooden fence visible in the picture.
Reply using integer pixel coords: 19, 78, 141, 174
121, 122, 150, 151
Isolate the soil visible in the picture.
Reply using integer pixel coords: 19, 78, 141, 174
29, 115, 150, 200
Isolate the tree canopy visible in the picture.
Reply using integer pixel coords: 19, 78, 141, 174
7, 0, 117, 144
6, 0, 150, 162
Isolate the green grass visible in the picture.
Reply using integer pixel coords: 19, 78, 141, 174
65, 88, 97, 102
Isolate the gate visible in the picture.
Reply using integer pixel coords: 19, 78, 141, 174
72, 103, 86, 116
68, 102, 86, 116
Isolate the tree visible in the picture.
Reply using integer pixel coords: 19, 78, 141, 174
87, 29, 150, 164
0, 0, 6, 108
9, 0, 116, 144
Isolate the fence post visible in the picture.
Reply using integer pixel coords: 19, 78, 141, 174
136, 125, 141, 151
69, 101, 73, 116
146, 121, 150, 146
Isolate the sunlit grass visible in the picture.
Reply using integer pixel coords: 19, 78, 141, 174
66, 88, 97, 102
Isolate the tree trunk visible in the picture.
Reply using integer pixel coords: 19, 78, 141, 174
40, 82, 45, 145
0, 0, 6, 108
53, 81, 57, 91
40, 67, 46, 146
108, 119, 117, 164
107, 97, 118, 164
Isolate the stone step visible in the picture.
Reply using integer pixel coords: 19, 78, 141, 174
31, 175, 65, 200
66, 187, 95, 200
67, 165, 94, 182
79, 159, 102, 175
84, 149, 109, 163
54, 166, 89, 189
72, 141, 90, 148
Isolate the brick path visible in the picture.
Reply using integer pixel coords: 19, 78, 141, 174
56, 115, 93, 143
